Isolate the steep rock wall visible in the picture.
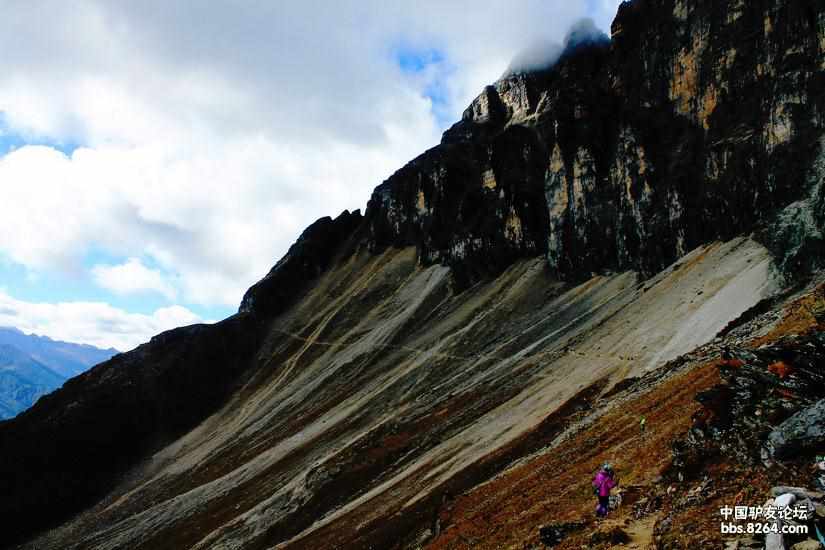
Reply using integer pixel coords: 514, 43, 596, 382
367, 0, 825, 282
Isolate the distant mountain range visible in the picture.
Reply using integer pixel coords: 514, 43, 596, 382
0, 327, 117, 419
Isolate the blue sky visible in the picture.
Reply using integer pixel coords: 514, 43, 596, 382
394, 46, 457, 127
0, 1, 622, 350
0, 114, 79, 156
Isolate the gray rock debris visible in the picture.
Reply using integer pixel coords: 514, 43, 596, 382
772, 487, 825, 501
765, 399, 825, 460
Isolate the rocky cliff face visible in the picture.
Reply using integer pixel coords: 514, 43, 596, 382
239, 209, 363, 317
367, 0, 825, 281
2, 1, 825, 549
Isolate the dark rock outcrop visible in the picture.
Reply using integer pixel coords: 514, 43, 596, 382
671, 333, 825, 476
364, 134, 550, 287
366, 0, 825, 283
239, 209, 363, 316
766, 398, 825, 460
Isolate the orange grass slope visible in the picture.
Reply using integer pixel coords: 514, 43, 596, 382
426, 360, 721, 550
426, 279, 825, 550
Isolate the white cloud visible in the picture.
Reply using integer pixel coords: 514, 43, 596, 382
91, 258, 177, 300
0, 132, 427, 307
0, 1, 626, 342
0, 290, 202, 351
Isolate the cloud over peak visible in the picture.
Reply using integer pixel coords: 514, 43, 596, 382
506, 17, 611, 75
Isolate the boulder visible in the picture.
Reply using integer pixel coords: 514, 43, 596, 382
776, 493, 797, 508
765, 399, 825, 460
538, 524, 565, 547
791, 540, 824, 550
772, 487, 825, 501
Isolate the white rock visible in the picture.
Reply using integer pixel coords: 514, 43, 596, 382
775, 493, 796, 508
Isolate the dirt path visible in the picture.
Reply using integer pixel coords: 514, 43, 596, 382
587, 500, 658, 550
623, 513, 658, 549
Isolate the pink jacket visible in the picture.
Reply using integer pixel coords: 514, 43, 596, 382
593, 470, 616, 497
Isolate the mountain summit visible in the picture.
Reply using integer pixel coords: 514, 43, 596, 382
2, 1, 825, 548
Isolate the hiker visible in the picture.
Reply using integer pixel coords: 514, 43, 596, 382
592, 463, 617, 518
640, 415, 647, 435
